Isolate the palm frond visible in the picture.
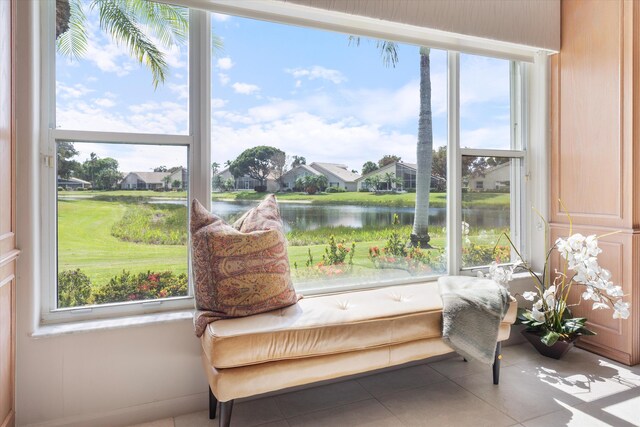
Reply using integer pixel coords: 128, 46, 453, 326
376, 40, 399, 68
212, 32, 224, 55
117, 0, 188, 47
93, 0, 168, 88
56, 0, 88, 60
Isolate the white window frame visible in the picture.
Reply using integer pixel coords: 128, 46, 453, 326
40, 2, 210, 323
39, 0, 547, 322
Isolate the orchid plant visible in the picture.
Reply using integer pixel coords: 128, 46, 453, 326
480, 206, 630, 347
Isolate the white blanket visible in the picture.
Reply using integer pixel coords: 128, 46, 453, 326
438, 276, 511, 365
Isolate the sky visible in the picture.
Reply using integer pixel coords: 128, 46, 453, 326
55, 2, 512, 174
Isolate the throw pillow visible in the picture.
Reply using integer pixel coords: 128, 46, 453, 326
191, 196, 299, 337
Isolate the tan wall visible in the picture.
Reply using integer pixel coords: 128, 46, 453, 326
284, 0, 560, 51
550, 0, 640, 365
0, 0, 17, 425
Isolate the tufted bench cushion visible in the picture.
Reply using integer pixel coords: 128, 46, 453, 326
201, 282, 517, 369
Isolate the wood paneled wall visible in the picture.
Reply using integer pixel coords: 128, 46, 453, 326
0, 0, 17, 425
551, 0, 639, 365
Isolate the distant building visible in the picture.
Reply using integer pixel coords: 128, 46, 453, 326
308, 162, 360, 191
467, 162, 510, 191
280, 165, 323, 190
57, 177, 91, 190
120, 167, 187, 190
214, 167, 278, 192
355, 161, 446, 192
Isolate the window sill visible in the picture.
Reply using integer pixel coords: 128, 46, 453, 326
30, 310, 194, 338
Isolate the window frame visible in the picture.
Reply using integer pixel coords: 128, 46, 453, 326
40, 3, 211, 323
39, 0, 542, 323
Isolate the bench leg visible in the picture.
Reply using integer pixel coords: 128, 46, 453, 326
219, 400, 234, 427
209, 387, 218, 419
493, 341, 502, 385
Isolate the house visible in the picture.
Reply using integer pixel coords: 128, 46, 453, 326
308, 162, 360, 191
57, 176, 91, 190
356, 161, 446, 192
120, 168, 187, 190
467, 162, 510, 191
280, 164, 323, 190
214, 167, 279, 192
8, 2, 640, 427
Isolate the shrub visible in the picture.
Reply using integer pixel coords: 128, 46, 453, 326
462, 242, 510, 266
321, 235, 355, 266
58, 269, 93, 308
254, 185, 267, 192
93, 270, 188, 304
325, 187, 346, 193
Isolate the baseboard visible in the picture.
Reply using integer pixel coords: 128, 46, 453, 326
21, 392, 207, 427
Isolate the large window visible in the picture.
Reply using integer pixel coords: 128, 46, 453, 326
42, 0, 531, 320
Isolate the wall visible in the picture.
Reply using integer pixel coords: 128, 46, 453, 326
14, 1, 540, 426
284, 0, 560, 51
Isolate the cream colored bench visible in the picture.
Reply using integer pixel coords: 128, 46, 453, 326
200, 282, 517, 426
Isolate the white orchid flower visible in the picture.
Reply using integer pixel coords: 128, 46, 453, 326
522, 291, 537, 301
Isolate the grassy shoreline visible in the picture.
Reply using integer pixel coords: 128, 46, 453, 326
59, 189, 510, 209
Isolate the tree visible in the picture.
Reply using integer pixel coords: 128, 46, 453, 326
211, 162, 220, 175
383, 172, 402, 190
154, 165, 168, 172
162, 175, 171, 190
57, 141, 81, 179
291, 155, 306, 168
271, 152, 289, 190
363, 175, 381, 191
229, 146, 285, 187
411, 47, 434, 248
296, 175, 328, 195
353, 38, 434, 247
79, 152, 120, 189
362, 161, 379, 175
172, 179, 181, 190
378, 155, 402, 168
56, 0, 192, 89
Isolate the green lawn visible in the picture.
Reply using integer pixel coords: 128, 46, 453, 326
58, 192, 506, 289
58, 199, 187, 286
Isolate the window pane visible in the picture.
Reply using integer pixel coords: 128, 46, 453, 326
461, 156, 519, 269
210, 14, 448, 292
460, 54, 513, 150
55, 0, 189, 134
56, 142, 188, 308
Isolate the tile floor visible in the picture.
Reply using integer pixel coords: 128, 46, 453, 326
129, 344, 640, 427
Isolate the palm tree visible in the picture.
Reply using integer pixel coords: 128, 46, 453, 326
55, 0, 222, 89
352, 38, 433, 248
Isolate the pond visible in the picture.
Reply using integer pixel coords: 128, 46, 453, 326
205, 200, 509, 232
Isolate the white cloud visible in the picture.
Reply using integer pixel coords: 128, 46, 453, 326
168, 83, 189, 100
232, 82, 260, 95
57, 100, 188, 136
212, 13, 230, 22
56, 82, 93, 99
94, 98, 116, 108
216, 57, 234, 70
72, 142, 188, 174
211, 112, 417, 169
295, 80, 302, 88
218, 73, 230, 86
211, 98, 228, 109
460, 126, 511, 150
285, 66, 346, 84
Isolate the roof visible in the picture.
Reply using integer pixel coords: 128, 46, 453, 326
355, 161, 416, 182
57, 177, 91, 184
310, 162, 360, 183
282, 164, 322, 179
125, 171, 171, 184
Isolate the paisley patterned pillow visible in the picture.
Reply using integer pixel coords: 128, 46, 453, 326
191, 196, 299, 337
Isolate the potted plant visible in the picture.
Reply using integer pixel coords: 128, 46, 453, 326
481, 209, 630, 359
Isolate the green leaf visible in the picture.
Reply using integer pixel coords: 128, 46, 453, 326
541, 331, 561, 346
56, 0, 88, 59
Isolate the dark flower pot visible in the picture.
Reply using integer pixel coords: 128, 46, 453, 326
521, 330, 578, 359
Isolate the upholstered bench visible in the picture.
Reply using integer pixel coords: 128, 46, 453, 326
200, 281, 517, 426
